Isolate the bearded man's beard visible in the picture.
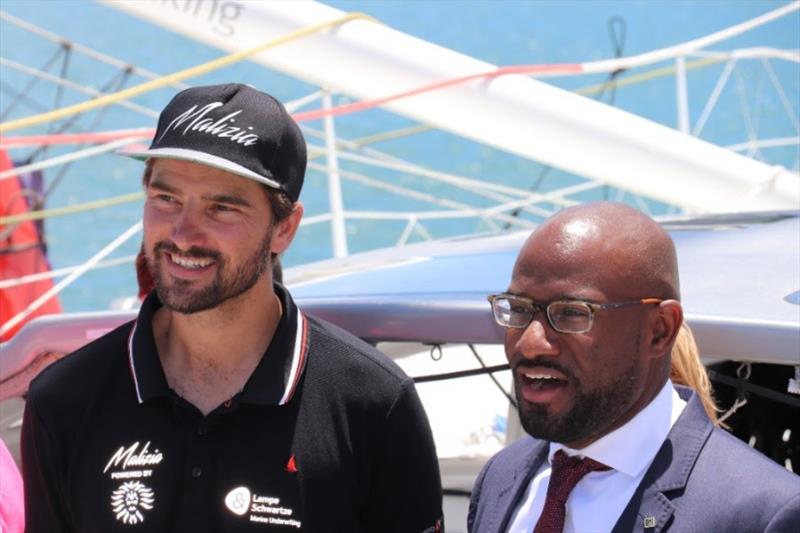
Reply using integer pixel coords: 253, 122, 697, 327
147, 232, 272, 314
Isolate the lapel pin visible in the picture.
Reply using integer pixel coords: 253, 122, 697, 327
644, 516, 657, 528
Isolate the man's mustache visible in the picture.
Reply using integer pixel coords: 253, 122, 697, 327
512, 356, 573, 380
154, 241, 221, 262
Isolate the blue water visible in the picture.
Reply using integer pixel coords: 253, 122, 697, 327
1, 0, 798, 312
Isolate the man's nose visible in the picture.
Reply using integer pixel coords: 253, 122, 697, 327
170, 205, 205, 248
514, 315, 559, 359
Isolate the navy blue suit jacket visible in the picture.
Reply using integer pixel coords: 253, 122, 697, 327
468, 386, 800, 532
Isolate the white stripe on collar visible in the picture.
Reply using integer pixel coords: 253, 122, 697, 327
127, 308, 308, 407
278, 311, 308, 406
127, 321, 144, 404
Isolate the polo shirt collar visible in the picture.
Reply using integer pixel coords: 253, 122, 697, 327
128, 284, 309, 407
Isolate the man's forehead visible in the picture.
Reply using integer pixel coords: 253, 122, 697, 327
511, 217, 628, 293
150, 158, 258, 191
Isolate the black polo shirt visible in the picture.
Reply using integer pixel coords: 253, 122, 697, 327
22, 285, 443, 532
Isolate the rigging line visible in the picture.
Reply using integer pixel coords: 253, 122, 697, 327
0, 128, 155, 148
44, 69, 138, 199
0, 58, 162, 119
0, 80, 50, 114
305, 160, 496, 217
0, 101, 337, 146
726, 136, 800, 152
0, 137, 147, 181
467, 344, 517, 409
319, 209, 534, 223
575, 57, 723, 97
0, 12, 376, 133
291, 2, 799, 123
0, 187, 40, 241
326, 148, 574, 209
690, 47, 800, 62
734, 68, 760, 157
0, 10, 190, 89
760, 57, 800, 134
0, 191, 144, 225
0, 220, 143, 337
0, 254, 137, 289
580, 1, 800, 74
602, 16, 627, 106
316, 149, 558, 219
692, 59, 737, 138
49, 40, 72, 135
306, 131, 560, 221
0, 46, 66, 122
507, 14, 628, 228
0, 55, 733, 149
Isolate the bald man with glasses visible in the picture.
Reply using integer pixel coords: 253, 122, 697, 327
469, 202, 799, 533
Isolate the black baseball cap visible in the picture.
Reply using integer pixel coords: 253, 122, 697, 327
125, 83, 306, 202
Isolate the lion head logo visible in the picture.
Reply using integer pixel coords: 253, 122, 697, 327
110, 481, 155, 524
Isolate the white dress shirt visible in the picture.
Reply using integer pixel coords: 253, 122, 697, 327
506, 381, 687, 533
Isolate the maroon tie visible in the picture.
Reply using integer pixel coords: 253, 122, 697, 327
533, 450, 611, 533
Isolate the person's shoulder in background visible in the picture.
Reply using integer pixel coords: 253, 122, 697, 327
0, 436, 24, 533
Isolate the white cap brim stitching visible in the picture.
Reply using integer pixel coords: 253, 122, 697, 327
122, 147, 283, 191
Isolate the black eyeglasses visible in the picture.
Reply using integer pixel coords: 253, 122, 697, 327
487, 293, 662, 334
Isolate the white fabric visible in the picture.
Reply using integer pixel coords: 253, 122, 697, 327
507, 381, 687, 533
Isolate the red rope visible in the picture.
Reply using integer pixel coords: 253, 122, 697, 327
292, 63, 583, 121
0, 62, 584, 146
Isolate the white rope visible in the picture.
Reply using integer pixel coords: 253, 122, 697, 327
581, 1, 800, 74
338, 209, 535, 223
396, 216, 418, 246
734, 68, 760, 158
307, 160, 535, 228
284, 90, 326, 113
726, 136, 800, 153
0, 254, 137, 289
0, 220, 142, 337
0, 58, 160, 118
688, 47, 800, 63
760, 58, 800, 133
0, 10, 189, 89
692, 59, 737, 137
481, 181, 599, 216
298, 213, 332, 227
313, 145, 571, 213
0, 137, 147, 180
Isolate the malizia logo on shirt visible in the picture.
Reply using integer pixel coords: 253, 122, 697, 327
158, 102, 260, 146
103, 441, 164, 526
224, 486, 302, 529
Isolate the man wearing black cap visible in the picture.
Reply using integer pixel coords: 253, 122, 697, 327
21, 84, 443, 533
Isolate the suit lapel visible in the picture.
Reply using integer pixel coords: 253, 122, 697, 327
612, 387, 713, 533
493, 440, 549, 533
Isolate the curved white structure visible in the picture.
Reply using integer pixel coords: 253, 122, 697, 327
101, 0, 799, 213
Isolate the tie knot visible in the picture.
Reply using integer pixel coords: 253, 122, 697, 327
551, 449, 610, 477
546, 450, 610, 506
533, 451, 611, 533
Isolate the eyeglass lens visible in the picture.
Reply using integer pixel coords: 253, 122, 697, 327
492, 297, 594, 333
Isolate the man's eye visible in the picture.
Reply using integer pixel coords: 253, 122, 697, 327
212, 204, 237, 214
558, 305, 591, 318
154, 194, 176, 203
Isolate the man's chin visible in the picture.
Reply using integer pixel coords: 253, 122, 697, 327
517, 400, 586, 444
155, 286, 220, 315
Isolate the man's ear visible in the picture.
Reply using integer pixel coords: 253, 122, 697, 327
271, 202, 304, 255
648, 299, 683, 358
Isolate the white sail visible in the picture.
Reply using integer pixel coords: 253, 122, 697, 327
100, 0, 799, 213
